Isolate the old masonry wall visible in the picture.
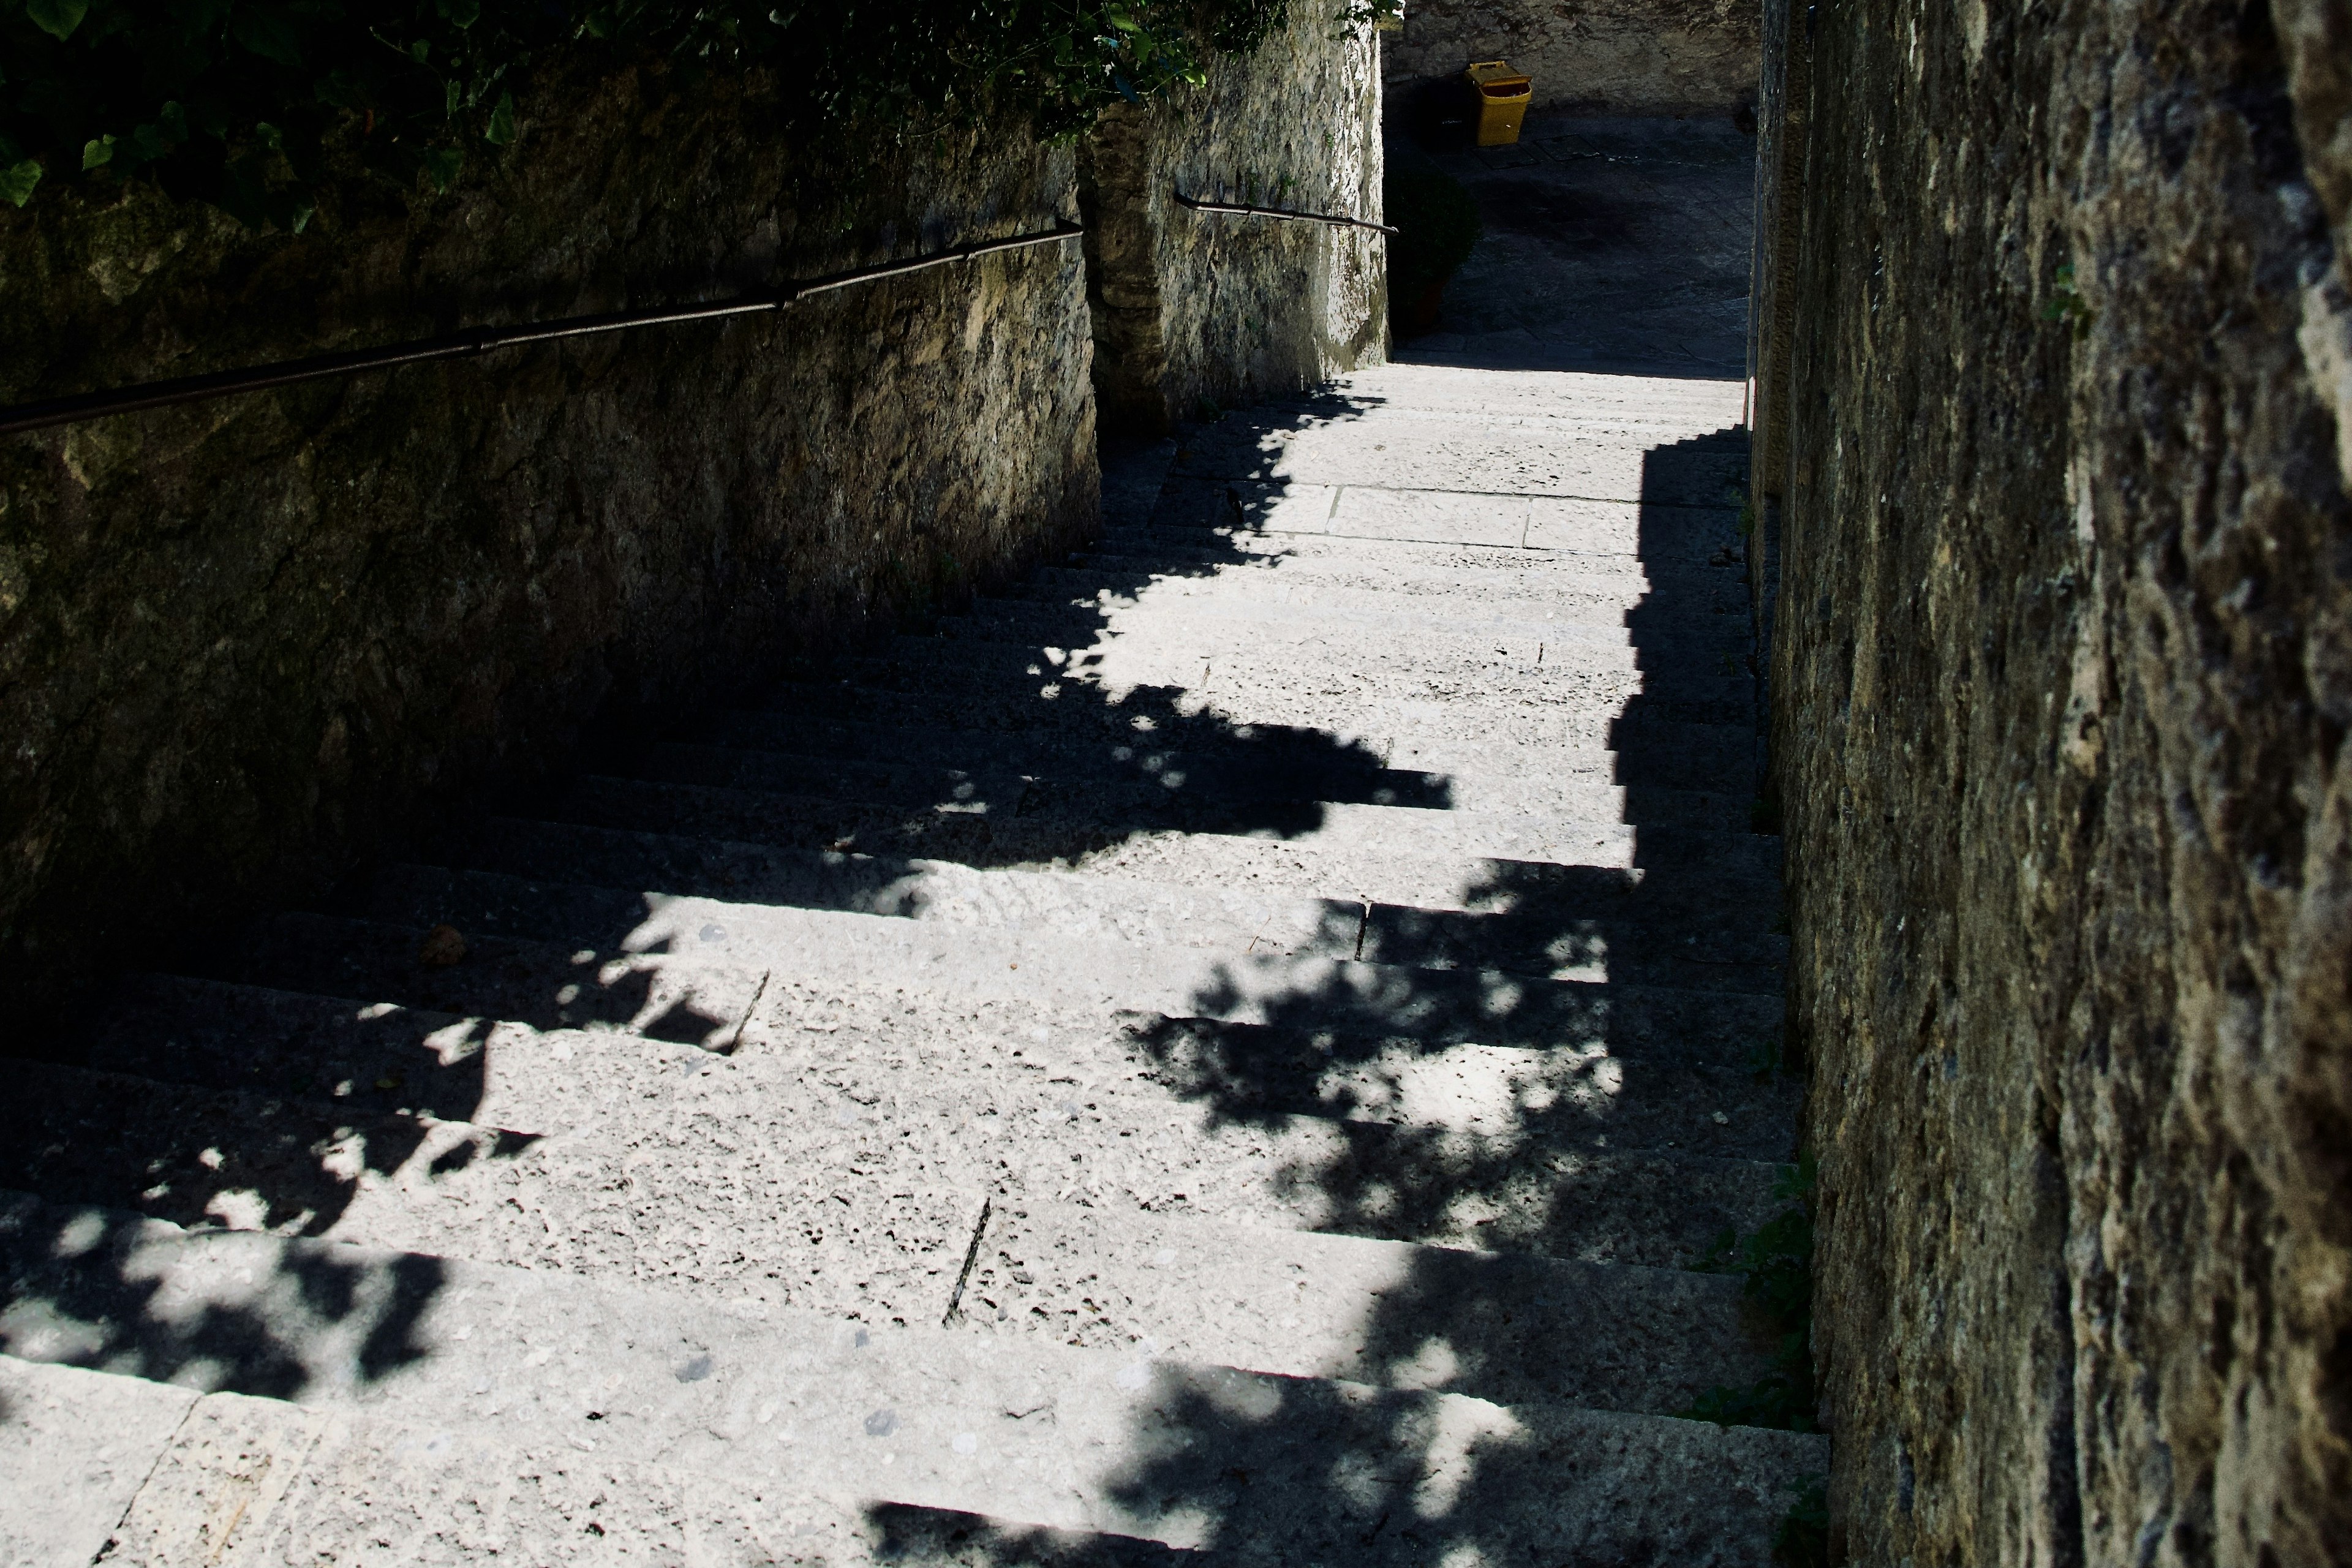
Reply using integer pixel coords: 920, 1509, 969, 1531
0, 55, 1098, 1011
1384, 0, 1762, 118
1753, 0, 2352, 1561
1080, 4, 1387, 434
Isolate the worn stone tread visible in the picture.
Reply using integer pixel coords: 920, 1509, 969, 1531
805, 647, 1755, 748
861, 638, 1757, 733
531, 769, 1782, 891
198, 898, 1781, 1063
680, 710, 1755, 827
0, 1196, 1825, 1564
452, 794, 1786, 993
2, 1354, 1193, 1568
993, 568, 1751, 644
748, 678, 1760, 793
887, 612, 1757, 706
61, 973, 1799, 1256
1074, 522, 1753, 582
0, 1061, 1772, 1417
1159, 421, 1747, 507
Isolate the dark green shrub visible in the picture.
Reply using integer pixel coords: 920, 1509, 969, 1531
0, 1, 1298, 224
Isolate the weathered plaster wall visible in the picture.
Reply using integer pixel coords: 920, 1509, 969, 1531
1384, 0, 1760, 117
0, 55, 1095, 1011
1080, 8, 1385, 434
1759, 0, 2352, 1562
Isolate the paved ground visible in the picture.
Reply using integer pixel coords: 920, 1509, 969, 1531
1397, 111, 1757, 375
0, 121, 1803, 1565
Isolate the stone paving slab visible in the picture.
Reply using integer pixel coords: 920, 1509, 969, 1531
860, 633, 1756, 730
1251, 365, 1746, 420
0, 1060, 1773, 1416
85, 1374, 1206, 1566
443, 811, 1781, 947
1079, 519, 1750, 581
0, 1351, 196, 1568
681, 712, 1756, 828
65, 974, 1798, 1254
0, 1199, 1822, 1564
1149, 479, 1745, 560
500, 783, 1787, 993
206, 888, 1782, 1060
1164, 421, 1746, 508
748, 677, 1759, 793
995, 572, 1754, 646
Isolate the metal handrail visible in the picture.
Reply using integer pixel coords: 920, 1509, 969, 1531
0, 222, 1085, 437
1171, 187, 1397, 236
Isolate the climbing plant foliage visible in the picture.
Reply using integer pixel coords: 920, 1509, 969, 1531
0, 1, 1374, 225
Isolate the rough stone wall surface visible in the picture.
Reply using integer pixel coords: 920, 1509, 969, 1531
0, 56, 1095, 1011
1762, 0, 2352, 1562
1079, 8, 1385, 434
1384, 0, 1760, 116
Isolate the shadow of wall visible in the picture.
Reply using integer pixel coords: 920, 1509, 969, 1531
0, 53, 1097, 1022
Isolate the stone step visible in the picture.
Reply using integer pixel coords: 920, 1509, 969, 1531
2, 1353, 1183, 1568
1278, 363, 1749, 415
522, 777, 1785, 992
3, 1058, 1773, 1417
1074, 520, 1749, 584
870, 629, 1758, 728
814, 642, 1753, 741
963, 578, 1754, 654
0, 1194, 1824, 1563
1163, 419, 1747, 508
415, 813, 1779, 996
546, 764, 1782, 889
66, 972, 1798, 1256
747, 678, 1760, 794
239, 868, 1782, 1057
678, 711, 1754, 829
1148, 477, 1746, 557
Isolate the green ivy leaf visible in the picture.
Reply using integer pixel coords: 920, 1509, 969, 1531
483, 91, 516, 145
81, 135, 115, 170
0, 160, 43, 208
230, 8, 304, 67
437, 0, 481, 27
420, 146, 464, 192
24, 0, 89, 41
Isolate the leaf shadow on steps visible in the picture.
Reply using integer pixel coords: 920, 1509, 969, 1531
0, 1197, 449, 1403
1046, 423, 1797, 1562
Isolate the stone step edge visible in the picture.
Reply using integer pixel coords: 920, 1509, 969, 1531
538, 773, 1788, 891
0, 1189, 1830, 1555
671, 717, 1760, 822
8, 1053, 1769, 1417
275, 888, 1786, 1054
1, 1352, 1184, 1568
62, 970, 1797, 1185
1075, 527, 1752, 576
546, 781, 1791, 938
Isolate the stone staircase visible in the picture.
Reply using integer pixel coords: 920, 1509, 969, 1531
0, 361, 1825, 1564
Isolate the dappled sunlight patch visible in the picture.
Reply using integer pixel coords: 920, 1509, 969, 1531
1409, 1398, 1528, 1522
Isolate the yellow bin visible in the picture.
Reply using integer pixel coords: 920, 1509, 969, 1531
1465, 60, 1532, 146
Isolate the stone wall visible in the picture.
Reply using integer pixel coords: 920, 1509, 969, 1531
0, 55, 1096, 1012
1757, 0, 2352, 1562
1384, 0, 1760, 118
1079, 7, 1386, 434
